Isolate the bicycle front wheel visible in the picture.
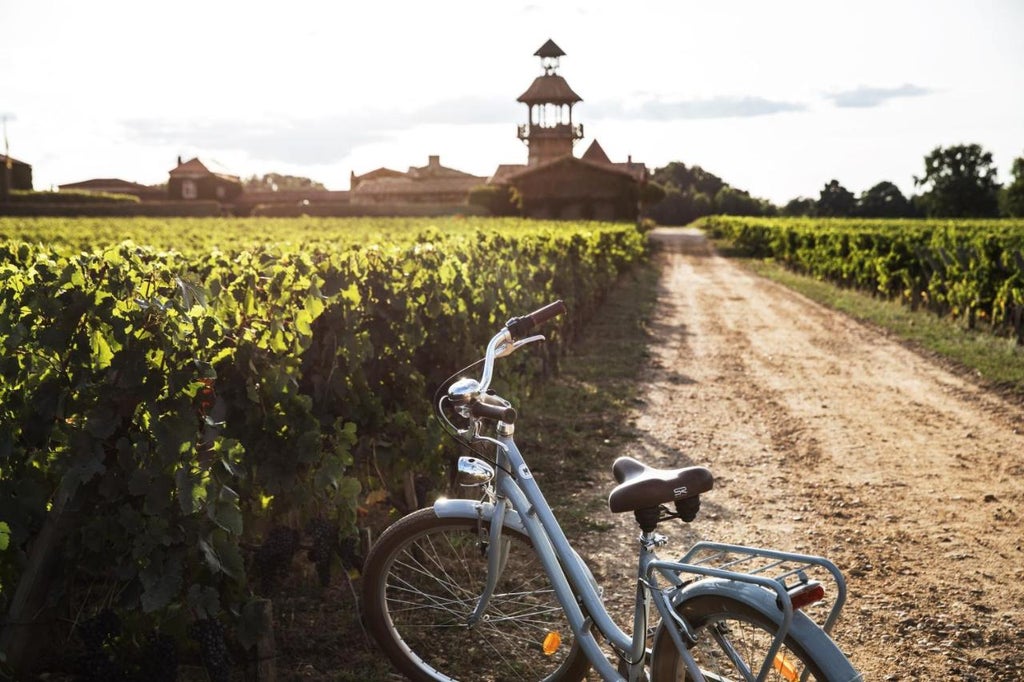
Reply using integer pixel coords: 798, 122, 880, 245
362, 508, 590, 682
650, 591, 861, 681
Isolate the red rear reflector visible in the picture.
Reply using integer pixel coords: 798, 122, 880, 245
789, 581, 825, 611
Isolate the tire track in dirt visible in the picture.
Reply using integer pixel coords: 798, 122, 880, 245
580, 228, 1024, 680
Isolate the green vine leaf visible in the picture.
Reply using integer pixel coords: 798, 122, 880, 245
187, 583, 221, 619
140, 554, 183, 613
89, 328, 114, 370
208, 485, 243, 536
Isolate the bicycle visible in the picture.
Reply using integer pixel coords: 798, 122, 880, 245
362, 301, 862, 681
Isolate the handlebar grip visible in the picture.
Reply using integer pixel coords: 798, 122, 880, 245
527, 300, 567, 328
505, 300, 566, 341
470, 395, 517, 423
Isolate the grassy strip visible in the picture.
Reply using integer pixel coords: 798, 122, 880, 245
517, 260, 661, 532
742, 257, 1024, 400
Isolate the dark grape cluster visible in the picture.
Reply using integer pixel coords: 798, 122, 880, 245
78, 608, 121, 650
338, 535, 364, 572
189, 618, 231, 682
75, 612, 182, 682
254, 525, 300, 594
136, 632, 178, 682
305, 517, 339, 586
75, 609, 126, 682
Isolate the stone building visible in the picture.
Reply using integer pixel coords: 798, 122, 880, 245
167, 156, 243, 202
488, 39, 646, 221
349, 155, 486, 206
1, 154, 33, 193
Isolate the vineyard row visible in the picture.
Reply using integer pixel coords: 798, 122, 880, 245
697, 216, 1024, 343
0, 218, 647, 675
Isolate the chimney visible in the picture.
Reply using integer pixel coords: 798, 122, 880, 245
177, 155, 183, 166
428, 155, 440, 168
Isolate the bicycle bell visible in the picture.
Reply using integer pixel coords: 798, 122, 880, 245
447, 377, 481, 402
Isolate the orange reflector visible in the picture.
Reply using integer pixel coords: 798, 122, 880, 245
773, 651, 799, 681
542, 631, 561, 656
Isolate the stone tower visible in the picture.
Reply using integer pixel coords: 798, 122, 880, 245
516, 39, 584, 166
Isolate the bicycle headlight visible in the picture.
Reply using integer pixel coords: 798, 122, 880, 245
456, 456, 495, 487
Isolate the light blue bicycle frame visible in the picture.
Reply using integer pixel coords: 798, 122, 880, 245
436, 430, 704, 681
435, 328, 850, 682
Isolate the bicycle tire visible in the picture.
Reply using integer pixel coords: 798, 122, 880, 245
649, 587, 861, 681
362, 508, 591, 682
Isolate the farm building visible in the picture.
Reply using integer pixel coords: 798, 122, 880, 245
1, 154, 33, 192
349, 155, 486, 207
168, 156, 243, 202
342, 40, 646, 220
487, 39, 646, 221
58, 178, 162, 199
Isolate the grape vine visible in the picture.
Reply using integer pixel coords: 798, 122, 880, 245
0, 217, 646, 675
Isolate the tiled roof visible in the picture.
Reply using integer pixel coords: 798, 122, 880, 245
169, 157, 240, 182
488, 164, 527, 184
614, 161, 648, 181
517, 75, 583, 105
169, 157, 210, 176
534, 39, 566, 58
0, 154, 29, 167
59, 178, 149, 191
503, 155, 638, 183
581, 140, 611, 165
352, 175, 485, 197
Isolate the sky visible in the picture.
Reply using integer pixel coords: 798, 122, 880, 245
2, 0, 1022, 205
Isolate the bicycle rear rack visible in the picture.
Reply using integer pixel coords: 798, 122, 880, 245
676, 541, 848, 636
645, 542, 849, 682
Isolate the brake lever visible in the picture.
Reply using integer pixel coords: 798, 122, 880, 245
493, 334, 546, 359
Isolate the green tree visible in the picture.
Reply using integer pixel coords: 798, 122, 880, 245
647, 187, 712, 225
244, 173, 327, 192
817, 179, 856, 217
714, 186, 764, 216
1000, 154, 1024, 217
650, 162, 726, 198
914, 143, 1001, 217
857, 181, 913, 217
640, 181, 667, 206
781, 197, 816, 217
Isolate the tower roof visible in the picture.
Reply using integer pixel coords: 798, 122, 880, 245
582, 140, 612, 164
517, 75, 583, 105
534, 39, 566, 58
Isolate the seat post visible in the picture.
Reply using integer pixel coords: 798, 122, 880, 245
627, 528, 661, 679
634, 506, 660, 532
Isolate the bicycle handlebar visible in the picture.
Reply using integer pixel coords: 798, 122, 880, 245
470, 393, 518, 423
505, 300, 567, 341
447, 301, 566, 424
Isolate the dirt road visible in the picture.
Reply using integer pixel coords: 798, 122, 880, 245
579, 228, 1024, 680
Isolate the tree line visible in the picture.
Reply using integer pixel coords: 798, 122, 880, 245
646, 143, 1024, 224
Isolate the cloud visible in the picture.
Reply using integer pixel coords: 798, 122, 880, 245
826, 84, 933, 108
589, 95, 807, 121
121, 96, 518, 165
412, 97, 519, 126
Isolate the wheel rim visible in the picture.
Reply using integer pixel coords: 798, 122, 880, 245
685, 613, 824, 681
378, 520, 579, 682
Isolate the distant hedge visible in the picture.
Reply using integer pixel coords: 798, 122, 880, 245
9, 189, 140, 204
251, 201, 488, 217
0, 200, 223, 217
